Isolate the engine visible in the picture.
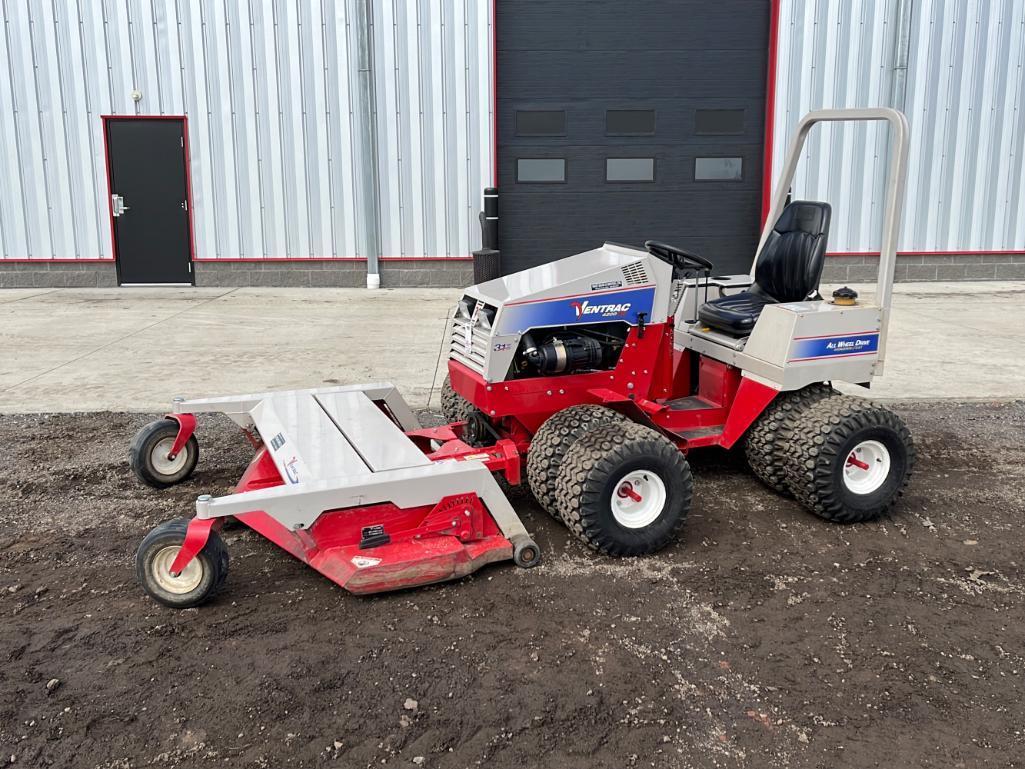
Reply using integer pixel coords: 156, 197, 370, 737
514, 324, 627, 378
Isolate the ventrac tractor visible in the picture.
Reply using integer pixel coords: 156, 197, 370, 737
129, 109, 915, 608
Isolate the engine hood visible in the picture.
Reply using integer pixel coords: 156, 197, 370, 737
464, 242, 670, 311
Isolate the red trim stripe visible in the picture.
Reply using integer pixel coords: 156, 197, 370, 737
789, 351, 878, 363
827, 250, 1025, 258
504, 284, 655, 307
793, 330, 879, 341
760, 0, 781, 224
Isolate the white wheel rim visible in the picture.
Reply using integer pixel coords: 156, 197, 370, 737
151, 545, 204, 594
151, 436, 188, 476
611, 470, 667, 529
843, 440, 891, 495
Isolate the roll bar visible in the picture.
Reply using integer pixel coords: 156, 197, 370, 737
755, 108, 910, 365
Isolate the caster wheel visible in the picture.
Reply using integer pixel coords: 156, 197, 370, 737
136, 519, 228, 608
130, 419, 198, 489
512, 537, 542, 569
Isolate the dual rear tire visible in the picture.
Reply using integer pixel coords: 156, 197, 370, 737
529, 406, 691, 556
747, 387, 914, 523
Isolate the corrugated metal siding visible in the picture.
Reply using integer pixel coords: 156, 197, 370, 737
772, 0, 1025, 252
0, 0, 493, 261
373, 0, 494, 257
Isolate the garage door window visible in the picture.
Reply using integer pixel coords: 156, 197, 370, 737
695, 157, 743, 181
695, 109, 745, 135
606, 157, 655, 182
606, 109, 656, 135
517, 158, 566, 183
516, 110, 566, 136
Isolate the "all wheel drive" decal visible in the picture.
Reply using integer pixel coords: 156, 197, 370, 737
789, 332, 880, 362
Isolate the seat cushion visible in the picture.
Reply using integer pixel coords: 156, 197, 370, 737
697, 290, 777, 336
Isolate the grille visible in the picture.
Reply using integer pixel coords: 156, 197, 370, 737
449, 316, 489, 374
622, 261, 649, 285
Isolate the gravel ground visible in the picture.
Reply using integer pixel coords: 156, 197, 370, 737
1, 401, 1023, 768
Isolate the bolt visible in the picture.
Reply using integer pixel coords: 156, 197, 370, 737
173, 396, 184, 403
627, 383, 634, 390
487, 385, 492, 391
490, 409, 496, 416
198, 494, 212, 502
546, 390, 552, 396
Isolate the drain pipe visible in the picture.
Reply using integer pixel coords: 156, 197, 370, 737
355, 0, 382, 289
889, 0, 913, 111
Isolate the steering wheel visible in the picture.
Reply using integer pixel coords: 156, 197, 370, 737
644, 240, 714, 273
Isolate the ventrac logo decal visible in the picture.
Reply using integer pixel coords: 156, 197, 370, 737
495, 286, 655, 334
569, 300, 632, 319
283, 456, 301, 484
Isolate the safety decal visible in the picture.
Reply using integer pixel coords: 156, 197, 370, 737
497, 286, 655, 334
789, 332, 879, 362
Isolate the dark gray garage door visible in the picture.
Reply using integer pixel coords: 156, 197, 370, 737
496, 0, 770, 275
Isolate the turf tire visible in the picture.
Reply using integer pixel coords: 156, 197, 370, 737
555, 422, 692, 556
440, 375, 474, 423
526, 405, 628, 519
784, 395, 914, 523
745, 383, 836, 495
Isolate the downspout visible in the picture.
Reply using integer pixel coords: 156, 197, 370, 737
889, 0, 913, 111
355, 0, 382, 289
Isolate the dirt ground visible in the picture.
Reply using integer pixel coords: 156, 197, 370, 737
1, 402, 1023, 769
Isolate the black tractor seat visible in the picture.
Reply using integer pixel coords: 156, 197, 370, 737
697, 201, 832, 336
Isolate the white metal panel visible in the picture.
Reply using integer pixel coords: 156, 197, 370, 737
0, 0, 494, 263
772, 0, 1025, 253
373, 0, 492, 257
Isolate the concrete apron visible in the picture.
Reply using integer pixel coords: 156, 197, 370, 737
0, 281, 1023, 413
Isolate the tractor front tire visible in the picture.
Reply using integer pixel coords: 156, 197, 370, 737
784, 396, 914, 523
555, 422, 692, 556
136, 519, 229, 608
745, 383, 835, 495
527, 405, 628, 519
130, 419, 199, 489
440, 375, 474, 423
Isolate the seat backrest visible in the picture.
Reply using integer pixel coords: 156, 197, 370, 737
753, 201, 832, 303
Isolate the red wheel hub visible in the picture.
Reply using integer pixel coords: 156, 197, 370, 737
616, 482, 643, 503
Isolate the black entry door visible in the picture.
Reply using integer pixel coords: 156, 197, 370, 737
496, 0, 770, 275
105, 118, 193, 284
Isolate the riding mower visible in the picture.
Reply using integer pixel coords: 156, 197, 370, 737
131, 108, 914, 608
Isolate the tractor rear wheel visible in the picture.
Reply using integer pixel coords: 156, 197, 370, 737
527, 405, 628, 519
784, 396, 914, 523
555, 422, 691, 556
136, 519, 229, 608
745, 383, 835, 495
440, 375, 473, 423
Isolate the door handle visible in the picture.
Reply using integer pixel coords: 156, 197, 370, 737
112, 194, 130, 217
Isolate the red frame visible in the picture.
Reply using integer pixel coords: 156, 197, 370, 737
448, 320, 777, 451
101, 115, 197, 282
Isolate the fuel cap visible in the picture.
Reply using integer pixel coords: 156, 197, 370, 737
832, 286, 858, 306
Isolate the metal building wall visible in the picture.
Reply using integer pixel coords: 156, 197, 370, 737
771, 0, 1025, 253
0, 0, 493, 262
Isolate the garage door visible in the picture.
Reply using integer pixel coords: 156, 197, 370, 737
496, 0, 770, 275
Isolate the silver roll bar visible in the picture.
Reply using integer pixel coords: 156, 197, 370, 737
755, 108, 910, 367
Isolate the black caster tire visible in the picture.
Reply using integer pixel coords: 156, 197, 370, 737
136, 519, 228, 608
555, 421, 691, 556
784, 396, 914, 523
440, 376, 474, 423
526, 405, 628, 520
512, 537, 542, 568
130, 419, 199, 489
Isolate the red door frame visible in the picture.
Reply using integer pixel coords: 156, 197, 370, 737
101, 115, 198, 284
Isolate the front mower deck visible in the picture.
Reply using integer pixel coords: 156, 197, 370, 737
143, 384, 536, 603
